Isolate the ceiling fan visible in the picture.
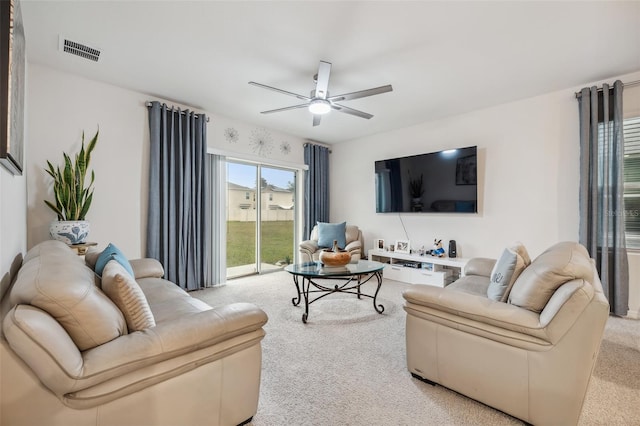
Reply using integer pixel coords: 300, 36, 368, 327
249, 61, 393, 127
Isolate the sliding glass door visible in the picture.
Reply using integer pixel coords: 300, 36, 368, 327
226, 160, 297, 279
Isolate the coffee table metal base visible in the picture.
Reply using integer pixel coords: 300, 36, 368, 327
290, 271, 384, 323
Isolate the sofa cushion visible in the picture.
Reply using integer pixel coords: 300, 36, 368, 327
317, 222, 347, 249
487, 242, 530, 302
22, 240, 68, 264
83, 248, 103, 288
345, 225, 361, 245
137, 277, 212, 323
85, 247, 100, 270
463, 257, 496, 277
102, 260, 156, 331
508, 241, 593, 313
447, 275, 490, 297
9, 241, 127, 350
95, 243, 134, 277
512, 241, 531, 265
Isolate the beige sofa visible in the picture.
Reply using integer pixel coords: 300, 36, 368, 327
403, 241, 609, 425
1, 240, 268, 426
299, 224, 364, 263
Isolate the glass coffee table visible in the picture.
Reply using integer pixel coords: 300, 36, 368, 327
284, 260, 386, 323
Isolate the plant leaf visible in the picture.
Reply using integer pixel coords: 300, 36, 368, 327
78, 191, 93, 220
44, 128, 99, 221
44, 200, 63, 220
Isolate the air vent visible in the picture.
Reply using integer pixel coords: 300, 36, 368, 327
59, 36, 101, 62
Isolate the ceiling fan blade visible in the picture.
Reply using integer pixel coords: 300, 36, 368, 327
314, 61, 332, 99
312, 115, 321, 127
331, 103, 374, 119
328, 85, 393, 102
249, 82, 310, 101
260, 103, 310, 114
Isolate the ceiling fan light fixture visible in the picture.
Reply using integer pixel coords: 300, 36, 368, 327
250, 61, 393, 126
308, 99, 331, 115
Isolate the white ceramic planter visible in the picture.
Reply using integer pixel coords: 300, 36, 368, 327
49, 221, 90, 245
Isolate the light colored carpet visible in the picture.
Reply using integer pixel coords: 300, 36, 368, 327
192, 271, 640, 425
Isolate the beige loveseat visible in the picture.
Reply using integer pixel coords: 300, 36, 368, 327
403, 241, 609, 425
1, 240, 268, 426
299, 224, 364, 263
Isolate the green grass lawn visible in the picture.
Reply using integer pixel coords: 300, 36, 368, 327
227, 220, 294, 267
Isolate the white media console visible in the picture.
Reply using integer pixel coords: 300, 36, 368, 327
368, 249, 469, 287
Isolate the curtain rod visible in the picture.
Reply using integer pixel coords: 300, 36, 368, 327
574, 79, 640, 99
304, 142, 332, 153
145, 101, 210, 122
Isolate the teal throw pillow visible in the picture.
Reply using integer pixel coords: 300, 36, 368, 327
95, 243, 134, 278
317, 222, 347, 249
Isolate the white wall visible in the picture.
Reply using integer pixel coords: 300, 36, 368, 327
26, 63, 305, 258
0, 169, 27, 299
331, 70, 640, 317
0, 57, 28, 300
0, 75, 27, 426
331, 90, 581, 257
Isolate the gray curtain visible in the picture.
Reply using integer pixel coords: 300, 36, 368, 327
578, 81, 629, 316
146, 101, 209, 291
304, 143, 330, 239
205, 153, 224, 286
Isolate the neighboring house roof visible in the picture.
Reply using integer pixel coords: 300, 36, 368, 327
227, 182, 292, 193
227, 182, 253, 191
262, 184, 292, 193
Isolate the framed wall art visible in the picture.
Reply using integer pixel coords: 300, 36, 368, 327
0, 0, 26, 175
395, 239, 410, 254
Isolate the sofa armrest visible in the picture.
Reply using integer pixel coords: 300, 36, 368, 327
464, 257, 496, 277
84, 301, 267, 371
129, 258, 165, 279
299, 240, 318, 254
403, 285, 548, 342
4, 302, 268, 398
344, 240, 361, 252
299, 240, 318, 263
344, 241, 362, 261
3, 305, 84, 383
404, 278, 598, 347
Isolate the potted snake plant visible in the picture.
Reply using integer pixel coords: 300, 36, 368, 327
44, 129, 98, 245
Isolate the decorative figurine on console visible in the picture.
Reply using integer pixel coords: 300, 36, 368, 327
431, 239, 446, 257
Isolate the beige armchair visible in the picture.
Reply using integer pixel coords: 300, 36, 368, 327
299, 224, 364, 263
403, 241, 609, 425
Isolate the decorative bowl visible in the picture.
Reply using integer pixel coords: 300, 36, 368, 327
319, 248, 351, 267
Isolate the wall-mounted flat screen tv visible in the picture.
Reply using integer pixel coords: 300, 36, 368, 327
375, 146, 477, 213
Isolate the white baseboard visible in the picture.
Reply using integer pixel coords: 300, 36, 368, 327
626, 308, 639, 319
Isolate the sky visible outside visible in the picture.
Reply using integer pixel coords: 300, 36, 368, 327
227, 162, 295, 189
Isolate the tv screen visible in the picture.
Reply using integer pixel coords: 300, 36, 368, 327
375, 146, 477, 213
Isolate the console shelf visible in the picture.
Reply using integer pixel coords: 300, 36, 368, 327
368, 249, 469, 287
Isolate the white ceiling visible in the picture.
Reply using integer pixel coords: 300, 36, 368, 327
20, 1, 640, 144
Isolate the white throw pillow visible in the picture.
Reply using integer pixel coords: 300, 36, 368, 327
487, 242, 530, 302
102, 260, 156, 331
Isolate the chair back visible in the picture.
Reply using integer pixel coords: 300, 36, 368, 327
310, 224, 362, 246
